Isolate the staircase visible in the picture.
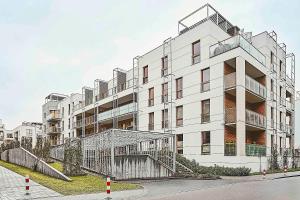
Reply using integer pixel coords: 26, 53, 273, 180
175, 161, 194, 177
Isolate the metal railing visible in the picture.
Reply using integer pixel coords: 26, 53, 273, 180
210, 35, 266, 66
224, 143, 236, 156
245, 75, 266, 99
46, 112, 61, 121
85, 115, 96, 126
246, 144, 266, 156
201, 144, 210, 155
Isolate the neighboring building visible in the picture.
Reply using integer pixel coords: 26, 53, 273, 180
12, 122, 43, 148
0, 120, 43, 147
42, 93, 82, 145
296, 91, 300, 147
42, 4, 296, 171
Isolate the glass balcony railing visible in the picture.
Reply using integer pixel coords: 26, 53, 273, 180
246, 144, 266, 156
246, 109, 266, 128
245, 75, 266, 99
46, 112, 61, 121
98, 102, 137, 122
224, 73, 236, 89
225, 108, 266, 129
210, 35, 266, 66
73, 120, 83, 128
224, 143, 236, 156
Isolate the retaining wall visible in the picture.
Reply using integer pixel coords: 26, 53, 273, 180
1, 147, 71, 181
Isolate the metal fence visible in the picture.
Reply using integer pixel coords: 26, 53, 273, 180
50, 129, 176, 178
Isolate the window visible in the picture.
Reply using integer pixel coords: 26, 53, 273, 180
162, 83, 168, 103
271, 51, 274, 64
271, 107, 274, 128
43, 113, 46, 119
143, 65, 148, 84
201, 99, 210, 123
62, 121, 64, 131
176, 106, 183, 127
176, 77, 183, 99
68, 118, 70, 129
201, 131, 210, 155
161, 56, 168, 77
176, 134, 183, 154
192, 40, 200, 64
68, 104, 71, 115
26, 129, 32, 137
201, 68, 210, 92
162, 109, 168, 129
148, 87, 154, 107
271, 51, 276, 72
148, 112, 154, 131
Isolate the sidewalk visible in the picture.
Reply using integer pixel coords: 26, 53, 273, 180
221, 171, 300, 181
0, 166, 61, 200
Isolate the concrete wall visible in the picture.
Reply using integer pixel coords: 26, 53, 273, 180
113, 155, 172, 180
1, 147, 71, 181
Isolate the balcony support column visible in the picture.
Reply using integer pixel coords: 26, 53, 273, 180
236, 57, 246, 156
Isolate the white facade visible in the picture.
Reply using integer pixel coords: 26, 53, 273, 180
42, 4, 296, 172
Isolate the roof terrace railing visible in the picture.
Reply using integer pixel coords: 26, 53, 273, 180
210, 35, 266, 66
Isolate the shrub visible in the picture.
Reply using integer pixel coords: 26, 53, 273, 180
176, 154, 251, 176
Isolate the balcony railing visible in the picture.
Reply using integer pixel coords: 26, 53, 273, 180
98, 102, 137, 122
224, 72, 236, 89
46, 112, 61, 121
210, 35, 266, 66
47, 127, 61, 133
246, 144, 266, 156
201, 144, 210, 155
73, 120, 83, 128
246, 109, 266, 128
73, 103, 83, 112
224, 143, 236, 156
286, 101, 294, 111
225, 108, 266, 128
245, 75, 266, 99
85, 115, 96, 126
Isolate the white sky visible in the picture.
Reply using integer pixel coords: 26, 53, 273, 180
0, 0, 299, 142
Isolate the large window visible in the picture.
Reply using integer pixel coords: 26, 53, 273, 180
201, 131, 210, 155
148, 112, 154, 131
201, 99, 210, 123
161, 56, 168, 77
176, 106, 183, 127
162, 83, 168, 103
148, 87, 154, 107
143, 65, 148, 84
192, 40, 200, 64
201, 68, 210, 92
162, 109, 168, 129
176, 77, 183, 99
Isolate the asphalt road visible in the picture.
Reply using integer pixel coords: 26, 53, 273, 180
143, 176, 300, 200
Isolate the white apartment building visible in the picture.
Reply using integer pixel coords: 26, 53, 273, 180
43, 4, 296, 171
0, 119, 43, 147
296, 92, 300, 148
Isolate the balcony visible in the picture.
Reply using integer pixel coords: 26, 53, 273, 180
224, 72, 236, 90
246, 144, 266, 156
245, 109, 266, 129
74, 120, 83, 128
46, 112, 61, 121
245, 75, 266, 100
286, 101, 294, 112
210, 35, 266, 66
225, 108, 266, 129
201, 144, 210, 155
98, 102, 137, 122
85, 115, 96, 126
47, 127, 61, 134
224, 143, 236, 156
73, 103, 83, 112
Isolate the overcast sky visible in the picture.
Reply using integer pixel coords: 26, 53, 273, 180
0, 0, 299, 140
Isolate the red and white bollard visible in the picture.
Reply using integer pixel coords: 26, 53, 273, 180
262, 169, 266, 179
284, 165, 287, 176
106, 176, 111, 199
25, 175, 30, 195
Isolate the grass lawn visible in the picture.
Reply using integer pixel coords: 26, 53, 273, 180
0, 160, 140, 195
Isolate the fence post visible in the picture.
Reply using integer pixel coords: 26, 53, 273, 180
110, 130, 115, 178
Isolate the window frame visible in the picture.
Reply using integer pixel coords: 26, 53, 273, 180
176, 105, 183, 127
176, 77, 183, 99
192, 40, 201, 64
201, 99, 210, 123
143, 65, 149, 84
148, 87, 154, 107
201, 68, 210, 92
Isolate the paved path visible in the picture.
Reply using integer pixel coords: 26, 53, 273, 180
0, 166, 61, 200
